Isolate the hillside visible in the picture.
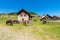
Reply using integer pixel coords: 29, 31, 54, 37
2, 12, 38, 16
0, 14, 60, 40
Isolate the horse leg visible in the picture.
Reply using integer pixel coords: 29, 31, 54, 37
23, 22, 27, 26
10, 22, 13, 26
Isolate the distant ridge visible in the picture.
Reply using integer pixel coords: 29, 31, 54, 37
5, 12, 37, 15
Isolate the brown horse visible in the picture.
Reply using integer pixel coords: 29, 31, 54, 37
22, 20, 29, 26
13, 20, 20, 24
42, 19, 47, 24
6, 20, 13, 26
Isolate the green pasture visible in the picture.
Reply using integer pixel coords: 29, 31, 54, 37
0, 15, 60, 40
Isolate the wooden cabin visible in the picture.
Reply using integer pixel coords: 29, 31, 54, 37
17, 9, 32, 22
40, 14, 52, 21
52, 16, 60, 20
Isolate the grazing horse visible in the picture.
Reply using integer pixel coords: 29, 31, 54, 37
13, 20, 19, 24
6, 20, 13, 26
22, 20, 29, 26
40, 18, 47, 24
42, 19, 46, 24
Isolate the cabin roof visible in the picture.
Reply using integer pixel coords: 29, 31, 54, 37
53, 16, 59, 18
17, 9, 30, 15
41, 14, 52, 19
17, 9, 32, 18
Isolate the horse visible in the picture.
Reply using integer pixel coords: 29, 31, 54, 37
6, 20, 13, 26
22, 20, 29, 26
42, 19, 47, 24
13, 20, 19, 24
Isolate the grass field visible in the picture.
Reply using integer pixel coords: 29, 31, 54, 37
0, 15, 60, 40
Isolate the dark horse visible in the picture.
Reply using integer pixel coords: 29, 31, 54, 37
13, 20, 19, 24
6, 20, 13, 26
6, 20, 20, 26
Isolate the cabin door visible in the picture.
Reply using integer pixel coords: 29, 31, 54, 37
22, 18, 24, 22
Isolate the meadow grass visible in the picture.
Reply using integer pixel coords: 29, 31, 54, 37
0, 15, 60, 40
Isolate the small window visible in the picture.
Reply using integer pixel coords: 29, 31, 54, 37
20, 15, 22, 17
24, 15, 26, 17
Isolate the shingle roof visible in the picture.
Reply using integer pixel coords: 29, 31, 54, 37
41, 14, 52, 19
17, 9, 30, 15
17, 9, 32, 18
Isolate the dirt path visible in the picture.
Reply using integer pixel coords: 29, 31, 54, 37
0, 26, 41, 40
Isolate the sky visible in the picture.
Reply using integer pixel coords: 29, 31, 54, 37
0, 0, 60, 16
